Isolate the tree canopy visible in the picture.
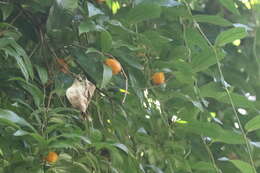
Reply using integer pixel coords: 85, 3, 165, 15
1, 0, 260, 172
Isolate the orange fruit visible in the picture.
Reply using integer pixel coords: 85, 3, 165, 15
105, 58, 122, 75
45, 152, 58, 163
56, 58, 69, 74
152, 72, 165, 85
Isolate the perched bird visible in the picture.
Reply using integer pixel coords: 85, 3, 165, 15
66, 76, 96, 113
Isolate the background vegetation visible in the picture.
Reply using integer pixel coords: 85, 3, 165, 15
1, 0, 260, 172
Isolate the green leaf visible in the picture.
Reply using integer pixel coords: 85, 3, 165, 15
215, 27, 247, 47
182, 121, 244, 144
79, 20, 103, 35
49, 140, 77, 149
87, 2, 104, 17
112, 143, 129, 154
186, 27, 209, 50
135, 0, 181, 7
36, 66, 48, 85
100, 31, 112, 52
192, 161, 216, 171
143, 31, 172, 54
112, 40, 142, 51
193, 15, 232, 26
114, 50, 144, 70
218, 0, 240, 15
20, 82, 44, 108
230, 160, 254, 173
127, 3, 161, 24
11, 41, 34, 80
14, 55, 30, 82
0, 148, 3, 157
89, 128, 102, 142
101, 64, 112, 89
0, 3, 13, 21
46, 1, 76, 33
0, 109, 36, 132
56, 0, 78, 12
200, 82, 256, 109
245, 116, 260, 132
4, 47, 29, 81
192, 49, 224, 72
13, 130, 46, 145
10, 77, 44, 107
72, 48, 103, 86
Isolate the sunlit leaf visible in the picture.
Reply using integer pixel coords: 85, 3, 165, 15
245, 115, 260, 132
230, 160, 254, 173
215, 27, 247, 47
0, 109, 36, 132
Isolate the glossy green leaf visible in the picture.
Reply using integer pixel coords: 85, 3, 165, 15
88, 2, 104, 17
101, 64, 112, 88
14, 55, 29, 82
36, 66, 48, 85
215, 27, 247, 47
127, 3, 161, 24
191, 161, 216, 171
13, 129, 46, 145
186, 27, 209, 50
193, 15, 232, 26
0, 109, 36, 132
134, 0, 181, 7
230, 160, 254, 173
192, 49, 224, 72
113, 143, 129, 154
0, 3, 13, 21
100, 31, 112, 52
200, 82, 256, 109
20, 81, 44, 108
218, 0, 240, 15
56, 0, 78, 12
245, 116, 260, 132
113, 49, 143, 70
79, 20, 103, 35
182, 121, 244, 144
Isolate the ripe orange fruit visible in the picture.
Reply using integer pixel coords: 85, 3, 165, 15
56, 58, 69, 74
45, 152, 58, 163
152, 72, 165, 85
105, 58, 122, 75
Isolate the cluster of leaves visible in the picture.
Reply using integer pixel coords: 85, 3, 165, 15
0, 0, 260, 172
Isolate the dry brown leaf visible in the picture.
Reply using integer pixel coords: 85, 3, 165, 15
66, 77, 96, 113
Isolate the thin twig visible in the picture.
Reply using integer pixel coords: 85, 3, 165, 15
28, 43, 40, 58
201, 136, 221, 173
10, 11, 23, 25
121, 67, 128, 104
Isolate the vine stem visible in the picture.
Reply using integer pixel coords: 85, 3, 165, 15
250, 0, 260, 78
180, 10, 221, 173
201, 136, 221, 173
182, 1, 257, 172
196, 23, 256, 173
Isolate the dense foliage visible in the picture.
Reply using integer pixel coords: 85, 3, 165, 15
1, 0, 260, 172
